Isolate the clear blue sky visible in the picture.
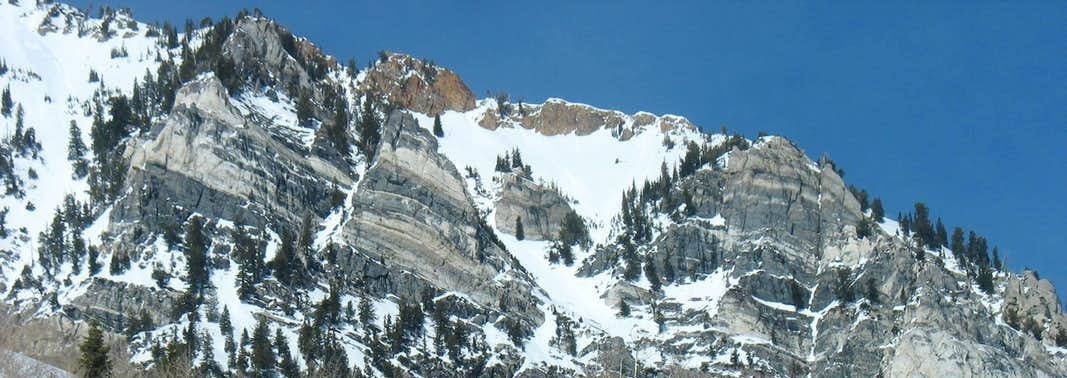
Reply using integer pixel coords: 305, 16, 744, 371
78, 1, 1066, 296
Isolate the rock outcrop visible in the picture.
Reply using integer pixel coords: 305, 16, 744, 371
493, 174, 575, 241
360, 52, 476, 115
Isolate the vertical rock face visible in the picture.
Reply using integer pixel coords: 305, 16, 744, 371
360, 52, 476, 115
121, 75, 351, 230
340, 111, 542, 324
493, 174, 575, 241
721, 137, 861, 255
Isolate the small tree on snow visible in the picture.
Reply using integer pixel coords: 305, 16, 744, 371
433, 113, 444, 137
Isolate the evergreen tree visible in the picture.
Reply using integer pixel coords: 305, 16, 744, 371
271, 230, 305, 287
314, 282, 342, 327
856, 217, 874, 239
275, 329, 300, 378
184, 216, 209, 298
87, 245, 101, 275
329, 96, 351, 155
296, 92, 314, 127
358, 293, 376, 330
950, 227, 966, 262
250, 319, 274, 375
233, 225, 259, 300
993, 246, 1002, 271
644, 255, 661, 292
935, 217, 948, 248
871, 197, 884, 222
0, 86, 11, 117
618, 298, 631, 316
912, 202, 936, 248
514, 216, 525, 241
790, 279, 807, 310
68, 121, 90, 179
219, 306, 233, 337
358, 96, 381, 160
977, 265, 995, 294
79, 320, 112, 378
433, 113, 444, 137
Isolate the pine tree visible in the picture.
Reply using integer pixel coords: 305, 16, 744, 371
271, 230, 305, 287
87, 245, 101, 275
514, 216, 525, 241
329, 96, 350, 155
617, 298, 631, 317
79, 320, 112, 378
68, 121, 89, 179
977, 265, 995, 294
912, 202, 936, 248
275, 329, 300, 378
644, 255, 661, 292
358, 293, 376, 330
935, 217, 948, 248
184, 216, 208, 298
296, 92, 314, 127
950, 227, 966, 262
358, 96, 381, 159
220, 306, 233, 337
1, 86, 12, 117
433, 113, 444, 137
992, 246, 1002, 271
871, 197, 884, 222
250, 319, 274, 375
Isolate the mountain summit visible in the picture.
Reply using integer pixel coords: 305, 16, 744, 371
0, 2, 1064, 377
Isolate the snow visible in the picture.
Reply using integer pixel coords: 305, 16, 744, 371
0, 1, 166, 290
411, 101, 708, 244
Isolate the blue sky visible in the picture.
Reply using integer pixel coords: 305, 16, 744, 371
79, 1, 1066, 294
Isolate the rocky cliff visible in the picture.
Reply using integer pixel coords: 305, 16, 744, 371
0, 2, 1064, 378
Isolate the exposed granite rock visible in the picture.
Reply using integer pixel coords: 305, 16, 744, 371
494, 174, 574, 241
339, 110, 543, 326
121, 75, 352, 230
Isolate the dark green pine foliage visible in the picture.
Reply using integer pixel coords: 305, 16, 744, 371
935, 217, 948, 248
856, 217, 874, 239
950, 227, 966, 263
358, 96, 381, 160
79, 320, 112, 378
433, 113, 444, 137
314, 283, 342, 327
358, 293, 376, 330
644, 255, 662, 292
977, 265, 995, 294
790, 279, 807, 310
515, 216, 525, 241
250, 319, 275, 376
1, 86, 12, 117
271, 230, 306, 287
993, 246, 1002, 271
329, 97, 351, 155
68, 121, 90, 179
184, 216, 209, 298
275, 329, 300, 378
296, 92, 314, 127
870, 197, 884, 222
617, 299, 631, 317
912, 202, 936, 249
232, 225, 261, 301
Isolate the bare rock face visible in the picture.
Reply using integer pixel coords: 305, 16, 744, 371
721, 136, 862, 255
493, 174, 574, 241
340, 111, 542, 326
224, 18, 334, 89
1003, 270, 1067, 342
66, 278, 180, 330
477, 98, 699, 139
360, 53, 476, 115
121, 75, 351, 229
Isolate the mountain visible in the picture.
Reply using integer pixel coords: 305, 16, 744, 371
0, 2, 1065, 377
